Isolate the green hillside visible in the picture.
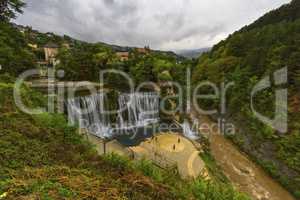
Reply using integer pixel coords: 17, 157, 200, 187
0, 22, 35, 76
193, 0, 300, 197
0, 20, 191, 91
0, 74, 250, 199
242, 0, 300, 31
1, 0, 299, 198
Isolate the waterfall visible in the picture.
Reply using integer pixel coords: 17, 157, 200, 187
66, 92, 159, 139
67, 93, 112, 138
181, 120, 199, 140
117, 93, 159, 129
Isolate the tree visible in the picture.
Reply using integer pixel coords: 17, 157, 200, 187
0, 0, 25, 21
0, 22, 36, 76
93, 51, 111, 67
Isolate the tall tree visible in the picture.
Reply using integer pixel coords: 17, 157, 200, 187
0, 0, 25, 21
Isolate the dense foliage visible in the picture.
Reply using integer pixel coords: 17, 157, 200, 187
0, 0, 25, 21
193, 0, 300, 197
57, 43, 193, 89
242, 0, 300, 31
1, 0, 299, 198
0, 20, 191, 93
0, 22, 36, 76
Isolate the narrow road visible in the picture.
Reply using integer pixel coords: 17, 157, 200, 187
196, 115, 295, 200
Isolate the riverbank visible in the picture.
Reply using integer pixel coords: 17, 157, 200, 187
196, 115, 295, 200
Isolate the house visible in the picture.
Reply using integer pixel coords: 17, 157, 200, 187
136, 47, 150, 54
44, 42, 59, 66
44, 42, 59, 61
116, 52, 129, 61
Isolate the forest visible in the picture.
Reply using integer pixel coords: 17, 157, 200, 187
193, 0, 300, 197
0, 0, 300, 199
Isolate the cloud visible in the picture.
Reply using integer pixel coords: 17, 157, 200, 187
15, 0, 291, 50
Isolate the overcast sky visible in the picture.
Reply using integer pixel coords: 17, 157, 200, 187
15, 0, 291, 51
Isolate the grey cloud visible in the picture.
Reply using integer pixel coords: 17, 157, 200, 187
16, 0, 291, 50
154, 11, 186, 30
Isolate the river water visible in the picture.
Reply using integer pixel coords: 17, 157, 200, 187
197, 115, 295, 200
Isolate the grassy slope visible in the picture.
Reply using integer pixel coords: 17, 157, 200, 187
0, 79, 175, 199
0, 75, 249, 199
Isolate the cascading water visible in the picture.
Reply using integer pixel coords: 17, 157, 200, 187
117, 93, 159, 129
181, 120, 199, 140
66, 92, 159, 139
67, 93, 112, 138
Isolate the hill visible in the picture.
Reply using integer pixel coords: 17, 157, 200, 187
176, 48, 211, 59
1, 22, 188, 88
13, 23, 183, 59
242, 0, 300, 31
193, 0, 300, 197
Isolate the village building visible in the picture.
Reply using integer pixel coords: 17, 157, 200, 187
136, 47, 151, 54
36, 42, 60, 77
44, 42, 60, 66
116, 52, 129, 61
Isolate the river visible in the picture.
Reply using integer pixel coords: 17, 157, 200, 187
196, 115, 295, 200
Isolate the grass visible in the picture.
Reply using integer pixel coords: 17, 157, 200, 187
200, 152, 229, 183
0, 77, 250, 199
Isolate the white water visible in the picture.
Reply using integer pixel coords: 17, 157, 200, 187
67, 93, 112, 138
117, 93, 159, 129
181, 120, 199, 140
67, 92, 159, 139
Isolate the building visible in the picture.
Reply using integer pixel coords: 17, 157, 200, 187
136, 47, 150, 54
44, 42, 59, 62
116, 52, 129, 61
44, 42, 59, 66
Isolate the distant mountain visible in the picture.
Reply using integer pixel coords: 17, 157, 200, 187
99, 42, 185, 60
176, 48, 211, 59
